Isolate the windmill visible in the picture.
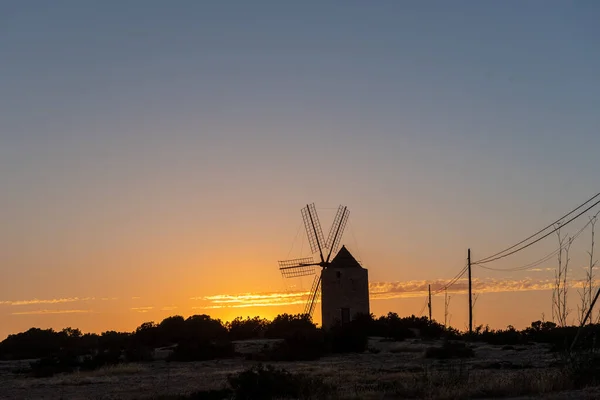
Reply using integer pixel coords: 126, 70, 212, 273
278, 203, 350, 319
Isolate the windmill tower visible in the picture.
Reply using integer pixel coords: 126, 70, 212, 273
278, 203, 370, 330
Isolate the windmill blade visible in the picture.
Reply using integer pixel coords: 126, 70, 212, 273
325, 205, 350, 262
303, 274, 322, 318
279, 257, 318, 278
301, 203, 326, 262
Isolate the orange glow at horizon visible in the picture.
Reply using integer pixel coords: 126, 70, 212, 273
1, 275, 569, 339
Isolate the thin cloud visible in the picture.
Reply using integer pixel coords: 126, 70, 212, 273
192, 291, 309, 310
160, 306, 178, 311
192, 292, 309, 301
12, 309, 92, 315
131, 307, 154, 313
0, 297, 95, 306
192, 278, 558, 310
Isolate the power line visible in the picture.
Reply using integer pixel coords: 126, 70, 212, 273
473, 191, 600, 265
477, 212, 600, 271
417, 297, 428, 317
286, 222, 304, 258
473, 197, 600, 265
432, 264, 469, 295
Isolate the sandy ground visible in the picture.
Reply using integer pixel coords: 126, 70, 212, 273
1, 338, 599, 400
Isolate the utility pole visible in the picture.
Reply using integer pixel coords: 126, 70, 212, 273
444, 288, 450, 328
468, 248, 473, 335
428, 284, 432, 322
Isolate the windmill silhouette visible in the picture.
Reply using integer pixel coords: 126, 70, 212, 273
278, 203, 353, 320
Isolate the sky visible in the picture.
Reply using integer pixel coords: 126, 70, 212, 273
1, 1, 600, 339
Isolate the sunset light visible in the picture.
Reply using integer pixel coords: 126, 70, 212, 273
1, 2, 600, 397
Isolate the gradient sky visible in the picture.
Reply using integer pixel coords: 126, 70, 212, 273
1, 1, 600, 339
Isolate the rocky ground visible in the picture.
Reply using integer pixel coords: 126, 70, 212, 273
1, 338, 599, 400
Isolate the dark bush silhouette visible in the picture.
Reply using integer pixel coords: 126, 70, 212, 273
183, 315, 228, 342
227, 364, 333, 400
425, 340, 475, 359
158, 315, 187, 344
471, 324, 525, 345
134, 322, 161, 348
0, 328, 63, 360
265, 313, 316, 338
29, 355, 78, 378
228, 316, 269, 341
6, 312, 600, 370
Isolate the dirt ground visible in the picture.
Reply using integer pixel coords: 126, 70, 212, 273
1, 338, 600, 400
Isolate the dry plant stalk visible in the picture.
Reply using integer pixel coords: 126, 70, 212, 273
553, 223, 572, 327
444, 288, 451, 328
575, 213, 598, 325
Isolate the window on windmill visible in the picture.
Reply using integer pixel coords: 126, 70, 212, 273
350, 278, 356, 291
341, 308, 350, 325
336, 271, 341, 279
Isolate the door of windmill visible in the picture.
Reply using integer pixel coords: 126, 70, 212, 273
341, 308, 350, 325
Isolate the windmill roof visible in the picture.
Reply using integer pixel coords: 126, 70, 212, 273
329, 245, 362, 268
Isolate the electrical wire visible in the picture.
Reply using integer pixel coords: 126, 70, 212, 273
477, 212, 600, 271
417, 298, 428, 317
473, 191, 600, 264
348, 220, 364, 265
432, 264, 469, 295
473, 197, 600, 265
286, 222, 304, 259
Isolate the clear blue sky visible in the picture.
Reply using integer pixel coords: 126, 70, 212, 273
1, 1, 599, 335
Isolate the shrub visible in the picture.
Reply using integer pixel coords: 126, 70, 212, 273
79, 348, 122, 371
249, 331, 326, 361
227, 364, 333, 400
425, 340, 474, 359
29, 355, 78, 377
564, 352, 600, 389
228, 317, 269, 341
124, 345, 154, 362
265, 314, 317, 339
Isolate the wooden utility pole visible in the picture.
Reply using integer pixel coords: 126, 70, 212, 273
444, 288, 450, 327
428, 284, 432, 322
468, 248, 473, 335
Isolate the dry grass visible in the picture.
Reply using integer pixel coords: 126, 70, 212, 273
83, 363, 149, 377
2, 340, 600, 400
389, 344, 427, 353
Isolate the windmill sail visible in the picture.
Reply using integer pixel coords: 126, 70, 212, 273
302, 203, 326, 262
303, 274, 322, 318
325, 205, 350, 262
278, 203, 350, 321
278, 257, 318, 278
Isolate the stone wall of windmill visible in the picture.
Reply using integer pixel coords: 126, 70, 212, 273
321, 246, 370, 330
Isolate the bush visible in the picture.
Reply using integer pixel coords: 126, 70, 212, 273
124, 345, 154, 362
248, 331, 326, 361
425, 341, 474, 359
228, 364, 333, 400
228, 317, 269, 341
29, 355, 78, 377
79, 348, 122, 371
265, 314, 317, 339
564, 352, 600, 389
167, 340, 235, 362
